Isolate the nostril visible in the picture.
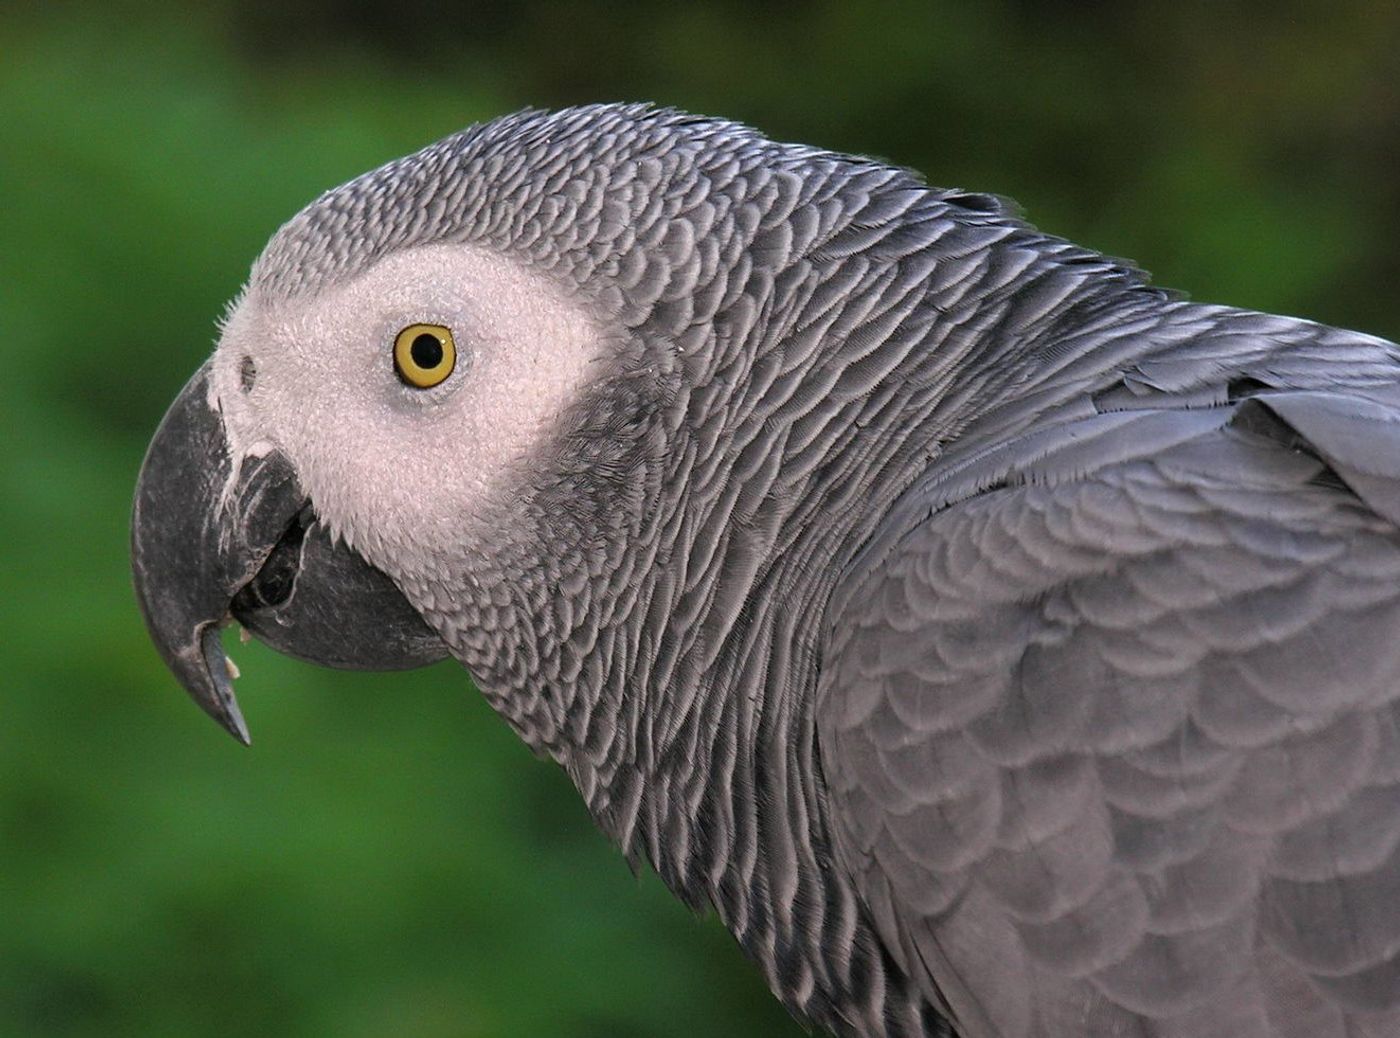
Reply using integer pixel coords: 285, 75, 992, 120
240, 355, 257, 393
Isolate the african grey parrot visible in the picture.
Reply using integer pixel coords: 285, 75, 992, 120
131, 104, 1400, 1038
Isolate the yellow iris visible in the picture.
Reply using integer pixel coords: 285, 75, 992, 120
393, 324, 456, 388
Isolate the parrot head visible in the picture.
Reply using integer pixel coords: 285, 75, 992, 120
132, 106, 692, 744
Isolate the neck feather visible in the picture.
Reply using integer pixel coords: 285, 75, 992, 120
425, 191, 1171, 1036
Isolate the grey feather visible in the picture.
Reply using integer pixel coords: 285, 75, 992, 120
174, 105, 1400, 1038
820, 374, 1400, 1036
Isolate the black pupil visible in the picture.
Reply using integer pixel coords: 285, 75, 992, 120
410, 333, 443, 370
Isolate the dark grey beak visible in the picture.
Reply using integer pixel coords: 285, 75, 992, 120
131, 362, 449, 744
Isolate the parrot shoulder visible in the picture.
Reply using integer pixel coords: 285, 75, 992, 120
817, 373, 1400, 1037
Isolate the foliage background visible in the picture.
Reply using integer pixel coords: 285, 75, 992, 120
5, 2, 1400, 1035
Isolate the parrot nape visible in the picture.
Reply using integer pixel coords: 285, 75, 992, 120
131, 105, 1400, 1038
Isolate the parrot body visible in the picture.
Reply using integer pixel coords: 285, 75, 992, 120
132, 105, 1400, 1037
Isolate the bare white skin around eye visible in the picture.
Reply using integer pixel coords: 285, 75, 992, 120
209, 243, 608, 572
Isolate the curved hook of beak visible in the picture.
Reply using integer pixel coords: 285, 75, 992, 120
132, 362, 450, 744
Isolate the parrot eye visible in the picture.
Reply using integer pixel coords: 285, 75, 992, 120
393, 323, 456, 389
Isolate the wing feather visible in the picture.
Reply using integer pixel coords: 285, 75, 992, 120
819, 379, 1400, 1037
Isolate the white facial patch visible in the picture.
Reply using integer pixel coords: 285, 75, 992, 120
210, 243, 608, 576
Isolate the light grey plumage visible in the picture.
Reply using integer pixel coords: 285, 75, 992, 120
131, 104, 1400, 1038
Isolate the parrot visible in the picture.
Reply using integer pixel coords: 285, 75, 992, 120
131, 104, 1400, 1038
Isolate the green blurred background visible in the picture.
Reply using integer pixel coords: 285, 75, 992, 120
5, 2, 1400, 1035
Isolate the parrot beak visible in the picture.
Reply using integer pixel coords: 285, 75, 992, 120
131, 362, 449, 744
